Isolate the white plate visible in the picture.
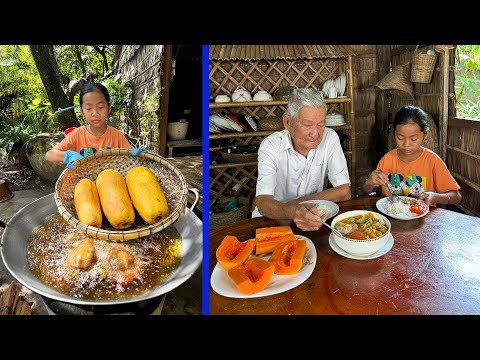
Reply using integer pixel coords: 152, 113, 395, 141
244, 115, 257, 131
210, 113, 243, 132
299, 200, 339, 219
322, 81, 329, 98
339, 72, 346, 97
329, 233, 394, 260
210, 235, 316, 298
335, 76, 341, 96
376, 196, 429, 220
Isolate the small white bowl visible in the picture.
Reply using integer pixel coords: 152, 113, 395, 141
232, 88, 252, 102
299, 200, 339, 219
331, 210, 391, 257
252, 90, 273, 101
215, 94, 231, 103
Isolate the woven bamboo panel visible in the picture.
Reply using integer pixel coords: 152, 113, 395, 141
210, 58, 342, 99
390, 45, 442, 126
209, 162, 258, 208
448, 118, 480, 188
209, 48, 356, 200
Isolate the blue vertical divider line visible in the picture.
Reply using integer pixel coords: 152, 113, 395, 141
202, 44, 210, 315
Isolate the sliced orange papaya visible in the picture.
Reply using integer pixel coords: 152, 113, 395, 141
268, 239, 306, 275
227, 257, 275, 295
216, 235, 255, 270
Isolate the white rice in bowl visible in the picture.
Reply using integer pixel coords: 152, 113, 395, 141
315, 203, 329, 216
383, 202, 416, 217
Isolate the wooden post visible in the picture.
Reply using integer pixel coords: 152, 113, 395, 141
347, 55, 356, 196
375, 45, 391, 163
158, 45, 173, 157
435, 45, 455, 163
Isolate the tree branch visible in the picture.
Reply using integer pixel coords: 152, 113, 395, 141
66, 71, 99, 102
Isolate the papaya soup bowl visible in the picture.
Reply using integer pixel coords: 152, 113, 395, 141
330, 210, 391, 257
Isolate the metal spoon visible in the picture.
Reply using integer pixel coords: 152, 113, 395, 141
320, 220, 344, 238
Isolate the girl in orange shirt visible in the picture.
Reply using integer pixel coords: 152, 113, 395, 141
45, 82, 145, 169
363, 105, 461, 207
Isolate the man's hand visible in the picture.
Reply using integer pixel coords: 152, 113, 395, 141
63, 150, 83, 170
293, 203, 327, 231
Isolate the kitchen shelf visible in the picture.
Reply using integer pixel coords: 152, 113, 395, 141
209, 97, 352, 109
209, 51, 356, 206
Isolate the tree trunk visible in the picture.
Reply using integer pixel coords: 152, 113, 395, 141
29, 45, 80, 130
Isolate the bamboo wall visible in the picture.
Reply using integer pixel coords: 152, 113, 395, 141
114, 45, 164, 150
390, 45, 441, 127
349, 45, 378, 194
447, 118, 480, 216
377, 45, 479, 216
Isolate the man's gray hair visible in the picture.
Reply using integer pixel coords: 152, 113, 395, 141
286, 88, 327, 123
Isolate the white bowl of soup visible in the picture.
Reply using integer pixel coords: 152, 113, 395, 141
331, 210, 391, 257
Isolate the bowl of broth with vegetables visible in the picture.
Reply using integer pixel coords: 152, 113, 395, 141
331, 210, 391, 256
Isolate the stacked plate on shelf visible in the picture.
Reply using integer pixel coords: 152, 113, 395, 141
336, 72, 346, 97
322, 79, 336, 98
209, 113, 258, 133
210, 113, 243, 133
325, 113, 345, 126
322, 72, 346, 98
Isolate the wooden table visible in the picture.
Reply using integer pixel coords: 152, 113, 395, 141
209, 197, 480, 315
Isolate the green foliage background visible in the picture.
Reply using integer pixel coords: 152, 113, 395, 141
455, 45, 480, 119
0, 45, 128, 159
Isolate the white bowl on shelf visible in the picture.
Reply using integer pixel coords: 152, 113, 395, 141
215, 94, 231, 103
232, 87, 252, 102
252, 90, 273, 101
325, 113, 345, 126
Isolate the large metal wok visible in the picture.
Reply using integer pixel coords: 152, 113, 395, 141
0, 191, 202, 306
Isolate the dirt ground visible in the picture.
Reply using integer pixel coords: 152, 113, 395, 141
0, 160, 55, 191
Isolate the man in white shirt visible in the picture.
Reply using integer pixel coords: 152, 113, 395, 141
253, 88, 351, 231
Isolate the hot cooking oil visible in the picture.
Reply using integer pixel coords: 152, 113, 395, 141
27, 214, 182, 300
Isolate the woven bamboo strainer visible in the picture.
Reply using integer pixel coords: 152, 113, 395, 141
54, 148, 188, 241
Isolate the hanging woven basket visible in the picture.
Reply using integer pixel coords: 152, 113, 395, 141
410, 46, 437, 84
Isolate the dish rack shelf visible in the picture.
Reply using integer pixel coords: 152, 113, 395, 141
209, 49, 357, 211
209, 97, 351, 109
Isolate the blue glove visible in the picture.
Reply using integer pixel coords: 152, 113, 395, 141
64, 150, 83, 169
133, 147, 147, 156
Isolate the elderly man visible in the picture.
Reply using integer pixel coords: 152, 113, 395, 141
252, 88, 351, 231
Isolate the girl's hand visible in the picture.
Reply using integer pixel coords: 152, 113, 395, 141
418, 192, 436, 207
63, 150, 83, 169
368, 169, 389, 188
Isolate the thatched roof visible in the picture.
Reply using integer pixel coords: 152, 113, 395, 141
210, 45, 355, 61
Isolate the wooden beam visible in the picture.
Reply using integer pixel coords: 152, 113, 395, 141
158, 45, 173, 157
347, 55, 356, 196
435, 45, 455, 163
453, 203, 480, 218
439, 48, 450, 162
451, 170, 480, 193
447, 145, 480, 161
375, 45, 391, 163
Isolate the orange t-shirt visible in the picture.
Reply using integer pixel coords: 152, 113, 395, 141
377, 148, 460, 197
52, 125, 131, 157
